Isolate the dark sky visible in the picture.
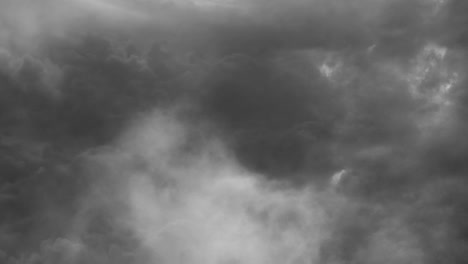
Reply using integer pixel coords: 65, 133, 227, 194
1, 1, 468, 264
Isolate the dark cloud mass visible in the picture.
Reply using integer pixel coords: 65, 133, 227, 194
1, 0, 468, 264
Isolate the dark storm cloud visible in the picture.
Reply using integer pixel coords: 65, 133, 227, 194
0, 0, 437, 55
198, 53, 342, 178
2, 1, 468, 264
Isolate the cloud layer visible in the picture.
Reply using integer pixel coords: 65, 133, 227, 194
1, 1, 468, 264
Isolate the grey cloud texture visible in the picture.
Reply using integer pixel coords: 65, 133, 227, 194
2, 1, 468, 264
60, 111, 427, 264
0, 0, 439, 55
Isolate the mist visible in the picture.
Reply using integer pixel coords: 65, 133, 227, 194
1, 0, 468, 264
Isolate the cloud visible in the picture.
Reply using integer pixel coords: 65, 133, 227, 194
0, 0, 440, 55
1, 1, 468, 264
63, 110, 333, 264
